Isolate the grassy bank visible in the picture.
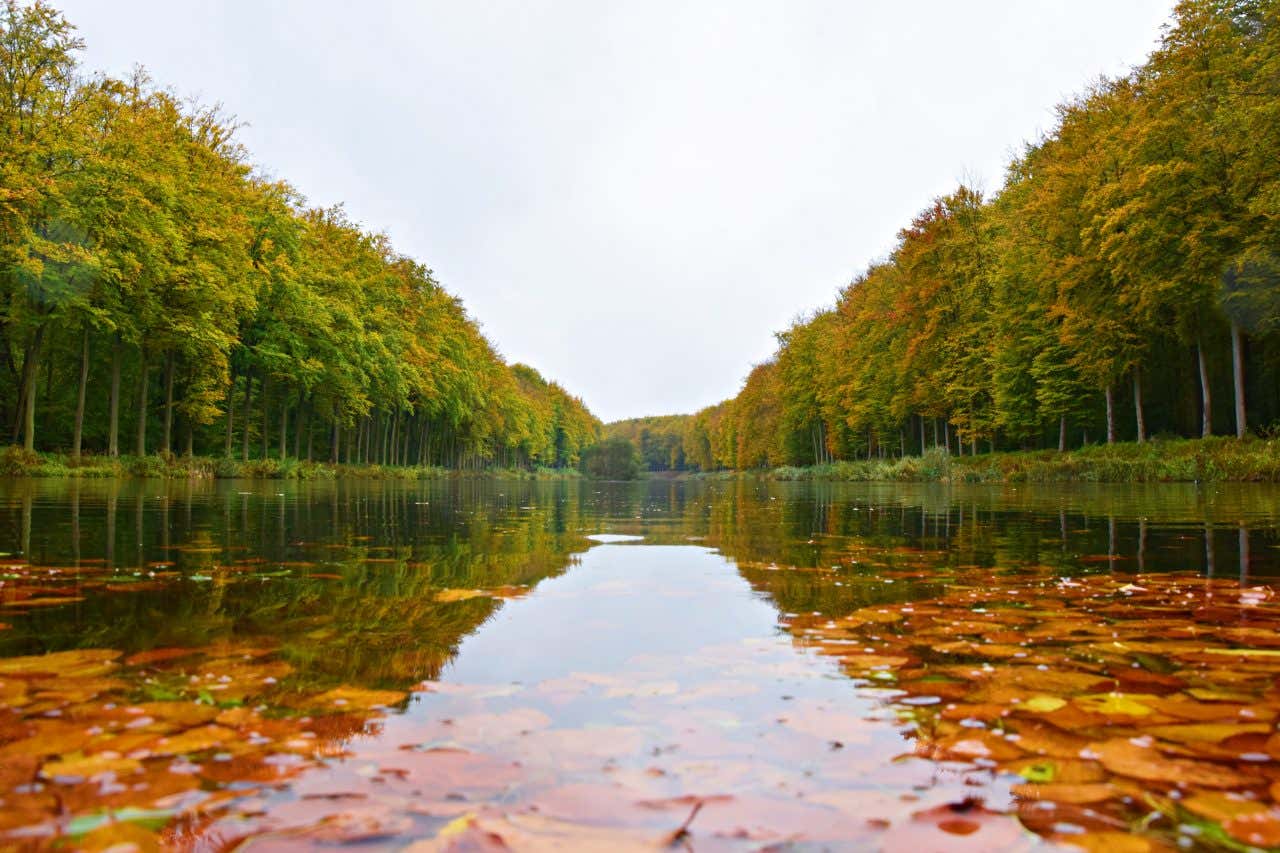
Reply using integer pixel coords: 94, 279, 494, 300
0, 447, 583, 481
739, 437, 1280, 483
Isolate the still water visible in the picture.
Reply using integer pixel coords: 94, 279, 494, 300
2, 478, 1280, 850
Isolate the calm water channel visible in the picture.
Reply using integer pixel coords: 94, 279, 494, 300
2, 478, 1280, 851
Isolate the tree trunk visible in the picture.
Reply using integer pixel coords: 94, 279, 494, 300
1105, 385, 1115, 444
1197, 338, 1212, 438
223, 369, 236, 457
135, 352, 150, 456
1133, 369, 1145, 443
1231, 319, 1246, 438
294, 395, 307, 460
918, 414, 925, 455
330, 408, 340, 464
184, 421, 194, 457
260, 376, 271, 459
1058, 415, 1067, 452
279, 392, 288, 460
72, 328, 89, 458
241, 374, 253, 461
161, 352, 175, 454
390, 411, 399, 466
108, 334, 122, 457
19, 325, 46, 452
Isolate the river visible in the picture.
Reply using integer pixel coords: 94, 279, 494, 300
1, 478, 1279, 850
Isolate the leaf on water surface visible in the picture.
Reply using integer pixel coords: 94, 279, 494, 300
1021, 696, 1067, 713
434, 588, 491, 603
0, 648, 119, 678
41, 752, 143, 781
0, 719, 96, 758
404, 811, 655, 852
1180, 791, 1272, 825
1010, 782, 1116, 804
124, 648, 198, 667
1221, 810, 1280, 847
78, 820, 163, 852
129, 701, 221, 728
1058, 832, 1152, 853
875, 798, 1037, 852
1072, 693, 1156, 719
150, 724, 236, 756
1143, 722, 1272, 745
1002, 759, 1108, 785
310, 686, 408, 710
1090, 738, 1254, 788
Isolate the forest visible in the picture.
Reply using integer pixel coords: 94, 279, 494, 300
0, 1, 600, 471
612, 0, 1280, 473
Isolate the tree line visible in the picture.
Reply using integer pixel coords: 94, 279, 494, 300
0, 2, 599, 469
613, 0, 1280, 472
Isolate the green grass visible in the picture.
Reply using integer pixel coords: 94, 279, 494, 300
759, 437, 1280, 483
0, 446, 583, 481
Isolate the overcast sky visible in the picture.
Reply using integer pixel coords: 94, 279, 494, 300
57, 1, 1174, 422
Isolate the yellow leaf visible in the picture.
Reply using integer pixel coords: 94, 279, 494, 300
1022, 695, 1066, 713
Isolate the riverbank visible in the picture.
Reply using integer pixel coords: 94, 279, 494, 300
0, 447, 583, 480
700, 437, 1280, 483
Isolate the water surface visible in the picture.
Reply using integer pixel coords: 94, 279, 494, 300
2, 478, 1280, 850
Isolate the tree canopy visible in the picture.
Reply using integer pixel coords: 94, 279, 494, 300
0, 1, 599, 467
614, 0, 1280, 471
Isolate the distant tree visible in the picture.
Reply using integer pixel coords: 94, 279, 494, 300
580, 436, 641, 480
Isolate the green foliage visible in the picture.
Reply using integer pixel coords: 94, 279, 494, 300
0, 3, 599, 469
579, 437, 642, 480
757, 438, 1280, 484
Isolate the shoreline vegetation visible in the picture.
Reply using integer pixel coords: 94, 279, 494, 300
6, 436, 1277, 483
590, 435, 1280, 484
0, 445, 583, 480
688, 437, 1280, 484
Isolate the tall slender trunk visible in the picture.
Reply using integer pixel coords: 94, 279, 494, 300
72, 328, 89, 458
1058, 415, 1067, 452
241, 374, 253, 461
390, 411, 399, 466
1132, 368, 1146, 443
108, 334, 122, 457
260, 376, 271, 459
184, 421, 193, 457
279, 391, 288, 460
135, 352, 150, 456
1105, 385, 1115, 444
19, 325, 46, 452
161, 352, 175, 454
330, 408, 340, 464
1197, 338, 1212, 438
294, 395, 307, 460
223, 369, 236, 457
918, 414, 925, 455
1231, 320, 1246, 439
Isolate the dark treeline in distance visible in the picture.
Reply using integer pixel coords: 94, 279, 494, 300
0, 2, 599, 471
613, 0, 1280, 472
